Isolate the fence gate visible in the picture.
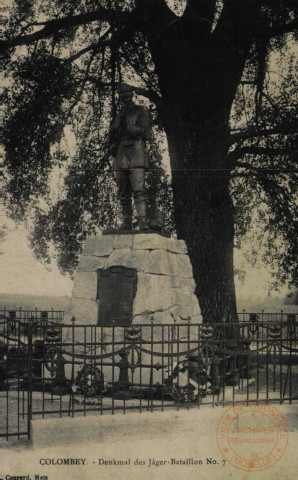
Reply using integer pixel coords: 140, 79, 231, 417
0, 309, 64, 443
0, 316, 31, 442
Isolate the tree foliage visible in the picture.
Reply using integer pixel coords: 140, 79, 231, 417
229, 47, 297, 289
1, 0, 297, 302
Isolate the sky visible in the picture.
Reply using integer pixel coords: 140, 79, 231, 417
0, 216, 72, 296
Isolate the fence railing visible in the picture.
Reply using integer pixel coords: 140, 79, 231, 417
0, 314, 297, 443
0, 308, 65, 323
0, 309, 295, 329
1, 308, 294, 323
237, 311, 296, 323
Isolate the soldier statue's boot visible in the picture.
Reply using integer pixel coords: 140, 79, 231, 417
120, 203, 132, 230
135, 200, 149, 230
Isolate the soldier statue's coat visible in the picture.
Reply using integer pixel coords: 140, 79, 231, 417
109, 102, 152, 169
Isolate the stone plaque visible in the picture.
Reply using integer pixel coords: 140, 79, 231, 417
97, 266, 137, 325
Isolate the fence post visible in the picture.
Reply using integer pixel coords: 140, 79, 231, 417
27, 318, 33, 440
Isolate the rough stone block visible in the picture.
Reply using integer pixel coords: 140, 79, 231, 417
66, 233, 200, 335
126, 250, 150, 271
83, 235, 114, 256
171, 288, 193, 306
133, 233, 167, 250
77, 255, 106, 272
177, 254, 193, 278
192, 315, 203, 324
148, 310, 175, 325
133, 274, 173, 315
169, 305, 193, 322
133, 310, 174, 325
132, 313, 152, 324
113, 234, 134, 249
65, 297, 98, 324
166, 238, 182, 254
169, 276, 181, 288
105, 248, 132, 268
72, 271, 97, 301
178, 240, 188, 254
146, 249, 178, 276
182, 278, 196, 293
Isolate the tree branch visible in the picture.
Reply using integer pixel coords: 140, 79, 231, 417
133, 86, 162, 105
64, 49, 98, 120
84, 76, 112, 88
65, 28, 111, 63
229, 127, 298, 145
231, 163, 297, 178
85, 74, 161, 105
1, 7, 134, 51
229, 146, 290, 162
119, 34, 157, 84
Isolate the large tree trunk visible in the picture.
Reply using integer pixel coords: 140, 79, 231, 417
165, 120, 238, 324
136, 0, 259, 324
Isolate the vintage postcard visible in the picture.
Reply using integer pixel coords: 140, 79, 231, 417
1, 1, 297, 479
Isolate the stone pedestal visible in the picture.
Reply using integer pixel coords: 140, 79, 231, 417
64, 233, 202, 385
65, 233, 201, 325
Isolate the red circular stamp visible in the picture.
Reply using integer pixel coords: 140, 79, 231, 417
216, 401, 288, 472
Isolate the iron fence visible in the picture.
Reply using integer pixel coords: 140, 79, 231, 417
0, 308, 65, 323
237, 311, 296, 323
0, 313, 297, 443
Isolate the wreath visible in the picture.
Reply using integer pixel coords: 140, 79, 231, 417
74, 363, 105, 397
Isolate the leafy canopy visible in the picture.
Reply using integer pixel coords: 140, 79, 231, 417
2, 0, 297, 288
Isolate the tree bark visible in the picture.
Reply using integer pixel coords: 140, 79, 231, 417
164, 119, 238, 324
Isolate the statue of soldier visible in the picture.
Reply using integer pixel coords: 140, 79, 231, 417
109, 83, 152, 230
